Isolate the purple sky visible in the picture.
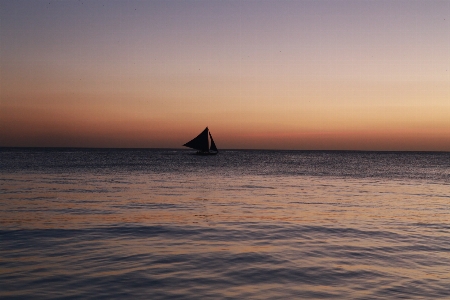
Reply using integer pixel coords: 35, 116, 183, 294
1, 0, 449, 150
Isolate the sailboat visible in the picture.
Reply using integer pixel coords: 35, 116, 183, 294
183, 127, 218, 155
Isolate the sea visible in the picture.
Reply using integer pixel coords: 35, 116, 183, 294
1, 148, 449, 299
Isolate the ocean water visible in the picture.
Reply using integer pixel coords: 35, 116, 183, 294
1, 148, 449, 299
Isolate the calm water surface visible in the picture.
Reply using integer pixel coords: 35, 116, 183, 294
1, 149, 449, 299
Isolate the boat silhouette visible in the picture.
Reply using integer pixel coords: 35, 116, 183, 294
183, 127, 218, 155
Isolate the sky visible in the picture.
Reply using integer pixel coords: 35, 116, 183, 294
1, 0, 449, 150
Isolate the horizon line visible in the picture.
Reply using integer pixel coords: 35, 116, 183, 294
1, 146, 449, 153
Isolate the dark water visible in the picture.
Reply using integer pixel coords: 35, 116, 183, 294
1, 148, 449, 299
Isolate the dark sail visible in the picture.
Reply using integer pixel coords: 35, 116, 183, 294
209, 132, 218, 152
183, 127, 209, 152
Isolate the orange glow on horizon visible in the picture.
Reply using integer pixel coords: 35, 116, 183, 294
1, 101, 449, 151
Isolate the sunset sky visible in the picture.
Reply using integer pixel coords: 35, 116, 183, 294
1, 0, 449, 150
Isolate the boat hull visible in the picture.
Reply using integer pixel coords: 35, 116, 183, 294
195, 151, 218, 156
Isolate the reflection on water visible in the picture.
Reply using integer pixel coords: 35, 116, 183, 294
3, 173, 448, 231
0, 149, 449, 299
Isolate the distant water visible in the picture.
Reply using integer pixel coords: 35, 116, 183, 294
1, 148, 449, 299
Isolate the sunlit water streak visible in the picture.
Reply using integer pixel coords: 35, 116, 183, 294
1, 149, 449, 299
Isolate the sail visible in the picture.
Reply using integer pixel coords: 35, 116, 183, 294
183, 127, 209, 152
209, 132, 218, 152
